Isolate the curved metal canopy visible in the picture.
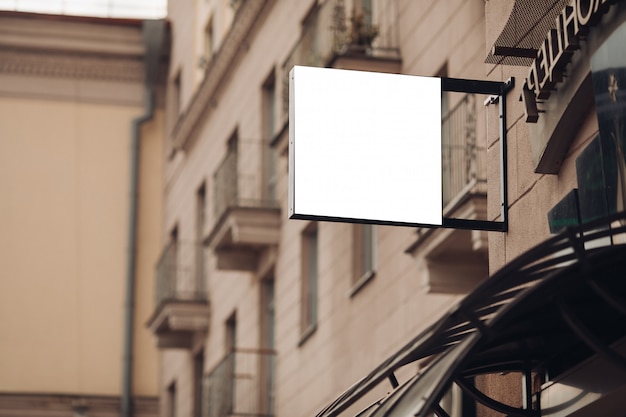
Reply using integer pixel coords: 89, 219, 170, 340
316, 212, 626, 417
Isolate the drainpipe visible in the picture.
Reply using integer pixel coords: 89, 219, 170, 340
122, 19, 165, 417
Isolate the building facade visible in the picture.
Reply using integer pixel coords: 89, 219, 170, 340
317, 1, 626, 417
0, 11, 168, 417
160, 0, 626, 414
152, 1, 496, 417
3, 0, 623, 416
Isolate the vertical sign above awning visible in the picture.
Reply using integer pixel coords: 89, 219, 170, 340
288, 66, 443, 226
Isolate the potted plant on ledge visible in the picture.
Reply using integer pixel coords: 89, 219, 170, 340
349, 12, 379, 51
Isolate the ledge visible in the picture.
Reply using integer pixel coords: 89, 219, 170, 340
297, 323, 317, 347
0, 393, 158, 417
205, 206, 281, 271
328, 47, 402, 73
147, 300, 210, 349
407, 195, 489, 294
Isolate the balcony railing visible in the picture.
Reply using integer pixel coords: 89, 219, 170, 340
213, 141, 278, 226
155, 240, 207, 307
281, 0, 400, 124
203, 348, 276, 417
441, 93, 485, 209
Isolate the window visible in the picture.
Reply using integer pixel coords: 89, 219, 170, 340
203, 17, 214, 66
193, 351, 204, 417
260, 278, 275, 414
196, 183, 206, 294
168, 382, 177, 417
350, 0, 375, 46
351, 224, 376, 295
214, 131, 239, 220
225, 312, 237, 352
354, 0, 373, 26
262, 71, 277, 201
300, 223, 318, 343
173, 70, 182, 117
224, 313, 237, 414
170, 226, 179, 292
260, 278, 275, 349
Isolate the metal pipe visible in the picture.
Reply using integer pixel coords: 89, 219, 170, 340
121, 19, 165, 417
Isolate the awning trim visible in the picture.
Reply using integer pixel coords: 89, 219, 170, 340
485, 0, 569, 66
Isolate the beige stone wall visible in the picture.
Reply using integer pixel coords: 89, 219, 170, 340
0, 96, 133, 393
0, 11, 162, 407
399, 0, 487, 78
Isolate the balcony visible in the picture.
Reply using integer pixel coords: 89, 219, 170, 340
147, 241, 210, 349
203, 348, 276, 417
407, 93, 489, 293
205, 141, 281, 272
279, 0, 401, 133
442, 93, 485, 210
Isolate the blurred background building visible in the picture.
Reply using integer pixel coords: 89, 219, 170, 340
0, 7, 169, 417
2, 1, 626, 417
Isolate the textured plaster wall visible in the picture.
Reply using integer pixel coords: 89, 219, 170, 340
0, 95, 161, 397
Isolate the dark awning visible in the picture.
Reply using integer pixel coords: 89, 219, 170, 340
316, 212, 626, 417
485, 0, 569, 66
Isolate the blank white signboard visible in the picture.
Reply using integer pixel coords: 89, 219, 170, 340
289, 66, 442, 226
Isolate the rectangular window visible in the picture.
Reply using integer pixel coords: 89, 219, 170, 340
262, 71, 277, 201
169, 226, 179, 298
300, 223, 318, 342
224, 313, 237, 414
193, 351, 204, 417
214, 130, 239, 221
354, 0, 373, 26
204, 17, 214, 65
173, 70, 182, 117
260, 279, 275, 349
225, 312, 237, 352
260, 278, 275, 414
168, 382, 177, 417
196, 183, 206, 294
351, 224, 376, 295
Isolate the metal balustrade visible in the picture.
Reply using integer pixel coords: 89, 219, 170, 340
203, 348, 276, 417
441, 93, 485, 209
281, 0, 400, 125
155, 240, 207, 308
212, 141, 278, 226
280, 0, 482, 211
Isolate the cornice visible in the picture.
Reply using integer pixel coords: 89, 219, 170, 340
172, 0, 271, 151
0, 13, 149, 83
0, 49, 144, 82
0, 393, 158, 417
0, 13, 145, 56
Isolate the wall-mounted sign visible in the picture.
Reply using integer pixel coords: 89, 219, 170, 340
522, 0, 618, 123
288, 66, 443, 226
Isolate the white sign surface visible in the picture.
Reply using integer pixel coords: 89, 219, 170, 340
289, 66, 442, 226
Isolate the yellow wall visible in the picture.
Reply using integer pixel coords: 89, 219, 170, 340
0, 95, 161, 396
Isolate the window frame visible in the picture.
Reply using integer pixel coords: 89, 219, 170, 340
350, 223, 376, 297
299, 222, 318, 345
